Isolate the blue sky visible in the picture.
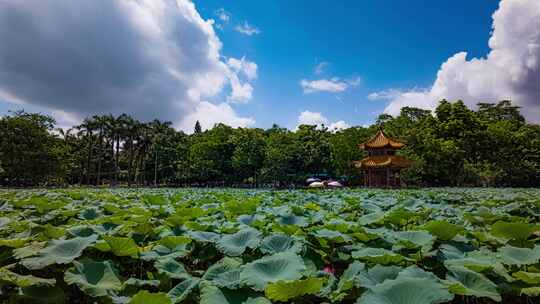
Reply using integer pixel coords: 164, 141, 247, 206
0, 0, 538, 130
194, 0, 500, 128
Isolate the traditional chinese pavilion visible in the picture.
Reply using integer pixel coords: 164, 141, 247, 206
354, 130, 411, 187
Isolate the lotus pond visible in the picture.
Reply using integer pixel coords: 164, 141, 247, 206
0, 188, 539, 303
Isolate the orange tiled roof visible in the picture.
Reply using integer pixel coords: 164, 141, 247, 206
359, 130, 405, 149
353, 155, 412, 168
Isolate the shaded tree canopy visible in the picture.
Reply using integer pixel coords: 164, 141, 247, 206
1, 100, 538, 187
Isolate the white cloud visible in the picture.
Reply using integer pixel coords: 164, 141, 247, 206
235, 21, 260, 36
0, 0, 255, 128
329, 120, 350, 131
300, 77, 360, 94
298, 110, 329, 126
367, 89, 403, 101
227, 57, 258, 80
179, 101, 255, 132
373, 0, 540, 121
215, 8, 230, 23
227, 73, 254, 103
226, 57, 257, 103
314, 61, 330, 75
297, 110, 350, 131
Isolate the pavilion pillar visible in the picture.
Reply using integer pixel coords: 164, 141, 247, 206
386, 167, 390, 188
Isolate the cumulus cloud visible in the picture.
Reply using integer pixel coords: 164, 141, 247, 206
329, 120, 351, 131
0, 0, 255, 128
371, 0, 540, 121
235, 21, 261, 36
226, 57, 257, 103
300, 77, 360, 94
227, 57, 258, 80
297, 110, 350, 131
179, 101, 255, 132
227, 73, 254, 103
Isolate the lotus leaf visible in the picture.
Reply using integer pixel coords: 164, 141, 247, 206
265, 278, 325, 301
21, 235, 97, 270
240, 252, 306, 290
64, 259, 122, 297
217, 228, 261, 256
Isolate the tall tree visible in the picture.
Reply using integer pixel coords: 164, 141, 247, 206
194, 120, 202, 134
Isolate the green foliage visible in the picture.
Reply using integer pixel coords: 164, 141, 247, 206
265, 278, 325, 301
130, 290, 172, 304
240, 252, 306, 290
64, 259, 122, 297
491, 221, 533, 241
0, 188, 539, 303
2, 99, 540, 187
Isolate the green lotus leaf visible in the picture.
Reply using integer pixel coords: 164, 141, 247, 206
188, 231, 221, 243
277, 214, 308, 227
80, 208, 100, 220
19, 285, 66, 304
438, 244, 465, 260
203, 257, 243, 289
356, 276, 454, 304
68, 225, 99, 237
0, 267, 56, 287
0, 216, 11, 228
103, 236, 139, 257
260, 234, 303, 254
0, 238, 31, 248
21, 235, 98, 270
199, 282, 270, 304
64, 259, 122, 297
13, 242, 46, 259
265, 277, 325, 302
512, 271, 540, 284
392, 231, 434, 250
421, 220, 463, 241
330, 261, 365, 301
497, 245, 540, 265
359, 212, 385, 226
154, 258, 191, 280
217, 228, 261, 256
491, 221, 533, 241
240, 252, 306, 291
444, 252, 512, 282
142, 194, 169, 206
351, 247, 406, 265
356, 265, 403, 288
238, 214, 260, 226
446, 266, 501, 302
168, 277, 200, 303
140, 244, 188, 261
314, 228, 352, 243
130, 290, 172, 304
157, 236, 191, 250
123, 277, 161, 288
384, 209, 420, 227
38, 224, 66, 239
520, 287, 540, 297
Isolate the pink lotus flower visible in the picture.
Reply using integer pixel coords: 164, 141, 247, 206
323, 264, 335, 275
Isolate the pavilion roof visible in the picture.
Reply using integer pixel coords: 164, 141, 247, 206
353, 155, 412, 169
359, 130, 405, 149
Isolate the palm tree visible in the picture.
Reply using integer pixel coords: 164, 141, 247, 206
149, 119, 172, 186
77, 117, 97, 184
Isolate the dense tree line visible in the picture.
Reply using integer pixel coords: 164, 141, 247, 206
1, 100, 539, 187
